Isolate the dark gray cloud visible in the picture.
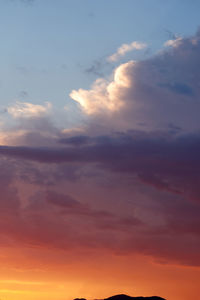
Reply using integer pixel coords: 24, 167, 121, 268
85, 60, 105, 77
0, 136, 199, 266
1, 131, 200, 202
18, 90, 29, 98
158, 81, 194, 95
0, 165, 199, 267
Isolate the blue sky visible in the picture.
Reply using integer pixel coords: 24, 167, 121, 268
0, 0, 200, 115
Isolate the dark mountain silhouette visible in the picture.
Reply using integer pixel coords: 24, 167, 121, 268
74, 294, 166, 300
104, 295, 166, 300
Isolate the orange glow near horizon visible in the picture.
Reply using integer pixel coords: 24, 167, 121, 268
0, 247, 199, 300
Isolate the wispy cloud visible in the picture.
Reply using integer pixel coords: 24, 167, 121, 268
0, 280, 47, 286
7, 102, 52, 119
107, 41, 147, 62
164, 36, 183, 47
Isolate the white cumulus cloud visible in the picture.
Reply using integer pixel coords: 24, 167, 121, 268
70, 61, 135, 115
70, 30, 200, 132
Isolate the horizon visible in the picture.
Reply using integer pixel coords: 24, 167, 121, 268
0, 1, 199, 300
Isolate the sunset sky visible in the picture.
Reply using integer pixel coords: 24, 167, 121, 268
0, 1, 200, 300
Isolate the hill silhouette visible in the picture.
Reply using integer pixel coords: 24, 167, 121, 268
74, 294, 166, 300
104, 295, 166, 300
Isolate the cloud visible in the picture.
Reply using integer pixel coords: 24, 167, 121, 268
85, 60, 105, 77
70, 30, 200, 132
0, 163, 199, 266
0, 133, 199, 266
1, 131, 200, 203
0, 182, 143, 252
7, 102, 52, 119
70, 61, 135, 115
164, 36, 183, 47
107, 41, 147, 62
1, 30, 200, 269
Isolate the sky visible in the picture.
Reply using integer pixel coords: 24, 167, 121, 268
0, 1, 200, 300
